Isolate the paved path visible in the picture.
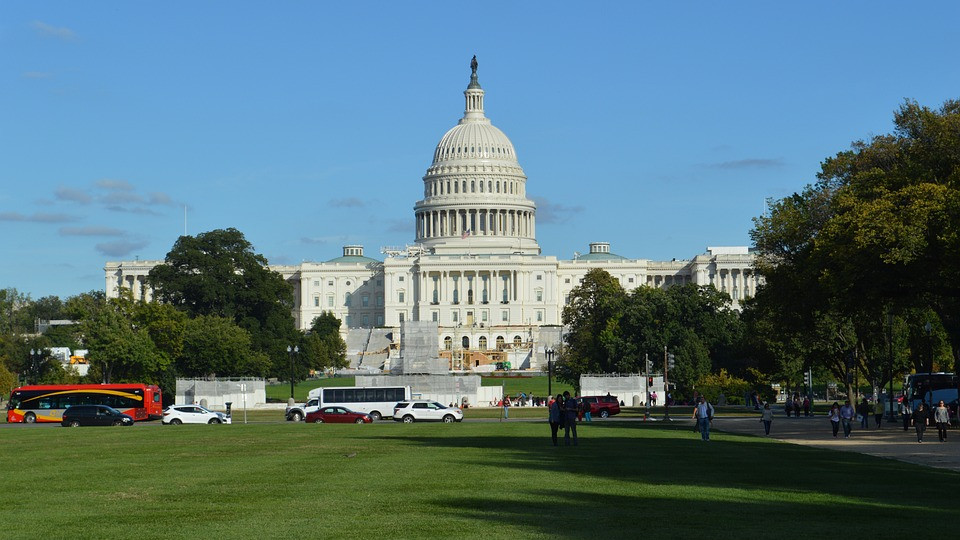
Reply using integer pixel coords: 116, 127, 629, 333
714, 415, 960, 472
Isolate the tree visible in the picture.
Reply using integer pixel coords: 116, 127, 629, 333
79, 297, 169, 383
751, 99, 960, 396
147, 228, 300, 377
559, 269, 625, 390
302, 313, 348, 375
178, 315, 271, 377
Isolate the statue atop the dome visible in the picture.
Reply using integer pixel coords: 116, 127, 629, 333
470, 55, 478, 76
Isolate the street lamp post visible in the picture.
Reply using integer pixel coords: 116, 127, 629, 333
286, 345, 299, 401
28, 348, 45, 385
887, 313, 895, 421
545, 347, 555, 398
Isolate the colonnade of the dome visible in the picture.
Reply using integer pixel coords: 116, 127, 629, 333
416, 208, 535, 240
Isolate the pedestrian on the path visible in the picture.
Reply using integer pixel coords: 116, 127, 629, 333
760, 402, 773, 435
693, 396, 715, 441
563, 391, 578, 446
874, 399, 884, 429
829, 402, 841, 437
785, 395, 793, 418
912, 402, 929, 443
934, 400, 950, 442
582, 398, 592, 422
859, 398, 870, 429
503, 395, 510, 419
900, 398, 912, 432
793, 393, 801, 418
548, 393, 563, 446
803, 396, 811, 417
840, 400, 856, 438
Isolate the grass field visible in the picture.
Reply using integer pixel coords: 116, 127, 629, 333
1, 420, 956, 539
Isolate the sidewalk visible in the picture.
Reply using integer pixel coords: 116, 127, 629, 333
716, 416, 960, 472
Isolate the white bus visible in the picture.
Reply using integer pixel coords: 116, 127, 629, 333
307, 386, 411, 421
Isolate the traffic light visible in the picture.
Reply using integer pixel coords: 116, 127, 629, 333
667, 353, 675, 370
646, 359, 653, 372
647, 376, 654, 386
803, 370, 811, 387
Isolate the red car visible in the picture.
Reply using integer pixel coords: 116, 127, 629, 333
305, 406, 372, 424
578, 396, 621, 418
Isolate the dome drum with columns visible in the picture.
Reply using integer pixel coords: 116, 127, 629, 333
104, 58, 759, 373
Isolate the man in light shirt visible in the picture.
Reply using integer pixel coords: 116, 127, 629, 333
693, 396, 715, 441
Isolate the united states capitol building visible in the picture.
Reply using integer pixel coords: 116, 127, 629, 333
105, 60, 757, 372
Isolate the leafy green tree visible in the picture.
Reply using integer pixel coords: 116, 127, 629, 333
559, 269, 625, 390
178, 315, 271, 377
302, 313, 348, 375
0, 362, 16, 397
147, 228, 300, 376
80, 299, 167, 383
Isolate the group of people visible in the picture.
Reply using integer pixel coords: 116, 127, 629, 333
547, 392, 581, 446
783, 393, 812, 417
824, 398, 952, 442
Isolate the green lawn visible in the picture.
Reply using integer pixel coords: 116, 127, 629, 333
0, 421, 955, 538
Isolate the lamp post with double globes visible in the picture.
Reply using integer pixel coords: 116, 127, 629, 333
287, 345, 299, 402
28, 348, 45, 385
544, 347, 555, 398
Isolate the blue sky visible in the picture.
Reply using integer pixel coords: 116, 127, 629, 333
3, 1, 959, 299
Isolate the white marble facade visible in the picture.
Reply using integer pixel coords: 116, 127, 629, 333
104, 62, 758, 362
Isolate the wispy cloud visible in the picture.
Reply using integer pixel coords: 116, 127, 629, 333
531, 196, 584, 224
148, 192, 174, 205
60, 226, 126, 237
55, 187, 92, 204
23, 71, 53, 79
105, 205, 164, 216
301, 235, 350, 245
329, 198, 365, 208
385, 219, 409, 233
101, 191, 145, 205
0, 211, 79, 223
32, 21, 77, 41
705, 158, 785, 170
96, 239, 150, 257
96, 178, 135, 191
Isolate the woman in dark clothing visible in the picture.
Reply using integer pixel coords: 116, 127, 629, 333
912, 402, 929, 443
548, 394, 563, 446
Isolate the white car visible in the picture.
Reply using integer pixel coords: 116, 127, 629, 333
393, 400, 463, 423
162, 405, 231, 425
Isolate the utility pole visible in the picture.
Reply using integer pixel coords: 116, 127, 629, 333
664, 345, 671, 421
644, 353, 650, 421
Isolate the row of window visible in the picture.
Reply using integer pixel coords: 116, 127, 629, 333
431, 309, 544, 323
443, 335, 525, 350
427, 177, 521, 197
321, 387, 406, 403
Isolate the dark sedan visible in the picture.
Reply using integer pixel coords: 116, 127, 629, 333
61, 405, 134, 427
305, 406, 372, 424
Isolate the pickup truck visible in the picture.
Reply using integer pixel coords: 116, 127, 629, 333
285, 398, 320, 422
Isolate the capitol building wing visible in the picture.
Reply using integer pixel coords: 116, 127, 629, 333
104, 61, 758, 371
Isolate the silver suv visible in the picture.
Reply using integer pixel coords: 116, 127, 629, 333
393, 400, 463, 423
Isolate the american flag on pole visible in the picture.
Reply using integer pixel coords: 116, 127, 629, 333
461, 229, 472, 239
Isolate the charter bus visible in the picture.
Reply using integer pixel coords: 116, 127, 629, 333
904, 373, 959, 419
307, 385, 410, 421
6, 384, 163, 423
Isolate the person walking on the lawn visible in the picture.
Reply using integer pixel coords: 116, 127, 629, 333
913, 402, 929, 443
840, 400, 856, 438
760, 402, 773, 435
693, 396, 714, 441
900, 398, 912, 432
934, 400, 950, 442
563, 391, 578, 446
548, 393, 563, 446
829, 402, 841, 438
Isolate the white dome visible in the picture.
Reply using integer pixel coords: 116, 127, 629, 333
432, 122, 518, 165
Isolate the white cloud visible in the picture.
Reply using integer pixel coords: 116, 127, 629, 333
530, 196, 583, 224
32, 21, 77, 41
95, 178, 135, 191
96, 239, 150, 257
0, 211, 79, 223
59, 226, 126, 237
55, 187, 92, 204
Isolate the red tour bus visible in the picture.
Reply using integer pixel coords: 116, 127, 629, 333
6, 384, 163, 423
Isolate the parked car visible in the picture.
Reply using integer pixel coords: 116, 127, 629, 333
286, 398, 320, 422
305, 406, 372, 424
60, 405, 134, 427
578, 395, 621, 418
162, 405, 231, 425
393, 400, 463, 423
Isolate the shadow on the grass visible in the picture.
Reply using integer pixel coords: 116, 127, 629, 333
385, 421, 957, 535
